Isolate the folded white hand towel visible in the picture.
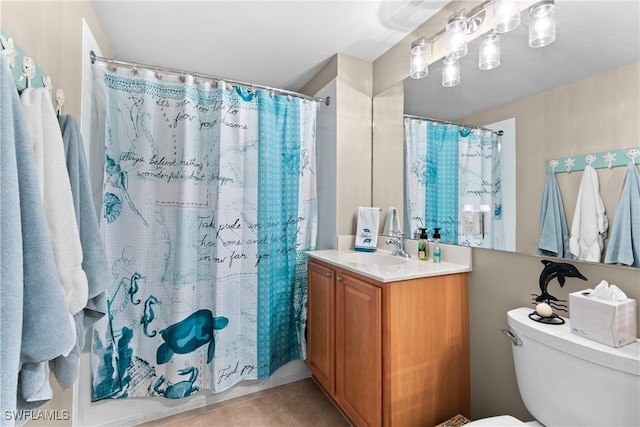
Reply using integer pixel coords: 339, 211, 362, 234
355, 207, 380, 252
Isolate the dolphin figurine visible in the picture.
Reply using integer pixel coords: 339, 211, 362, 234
537, 260, 587, 302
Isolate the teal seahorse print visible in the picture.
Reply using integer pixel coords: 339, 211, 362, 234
141, 295, 160, 337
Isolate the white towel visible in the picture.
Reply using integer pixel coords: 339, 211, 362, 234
355, 207, 380, 252
382, 207, 400, 236
569, 165, 609, 262
21, 88, 89, 315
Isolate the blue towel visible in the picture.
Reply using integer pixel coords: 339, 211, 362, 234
1, 52, 26, 427
605, 161, 640, 267
0, 54, 75, 416
50, 115, 109, 388
536, 172, 571, 258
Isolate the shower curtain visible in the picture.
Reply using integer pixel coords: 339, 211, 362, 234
90, 68, 317, 400
404, 118, 503, 248
458, 128, 503, 248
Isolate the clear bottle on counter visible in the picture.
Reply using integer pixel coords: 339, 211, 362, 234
432, 228, 441, 263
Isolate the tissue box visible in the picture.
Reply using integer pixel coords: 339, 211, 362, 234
569, 289, 637, 348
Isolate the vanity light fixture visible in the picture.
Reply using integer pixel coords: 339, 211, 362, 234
494, 0, 521, 33
529, 0, 556, 48
446, 11, 468, 60
410, 37, 429, 79
409, 0, 557, 83
442, 56, 460, 87
479, 31, 500, 70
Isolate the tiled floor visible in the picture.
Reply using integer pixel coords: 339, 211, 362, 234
136, 378, 351, 427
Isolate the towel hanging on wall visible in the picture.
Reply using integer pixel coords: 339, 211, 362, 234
20, 87, 89, 315
569, 165, 609, 262
604, 161, 640, 267
536, 172, 571, 258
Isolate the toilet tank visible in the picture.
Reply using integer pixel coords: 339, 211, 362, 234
507, 307, 640, 427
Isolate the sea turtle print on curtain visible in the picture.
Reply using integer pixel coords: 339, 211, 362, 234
91, 68, 317, 400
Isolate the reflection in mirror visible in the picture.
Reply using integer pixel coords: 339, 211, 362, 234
403, 116, 507, 250
401, 0, 639, 267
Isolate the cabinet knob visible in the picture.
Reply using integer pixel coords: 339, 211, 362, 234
336, 276, 342, 282
325, 272, 332, 278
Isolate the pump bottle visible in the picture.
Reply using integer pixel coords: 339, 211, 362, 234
433, 228, 441, 263
418, 228, 429, 261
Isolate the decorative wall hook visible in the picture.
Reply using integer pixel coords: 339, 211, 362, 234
547, 147, 640, 173
0, 35, 17, 67
1, 30, 58, 94
604, 152, 616, 168
564, 157, 575, 173
42, 75, 53, 97
55, 89, 65, 116
16, 56, 36, 87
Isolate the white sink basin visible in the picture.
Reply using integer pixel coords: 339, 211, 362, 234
338, 252, 409, 265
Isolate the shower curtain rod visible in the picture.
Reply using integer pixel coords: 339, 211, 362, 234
404, 113, 503, 136
89, 51, 330, 106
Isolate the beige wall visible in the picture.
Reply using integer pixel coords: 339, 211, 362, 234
1, 1, 111, 425
372, 81, 404, 228
1, 0, 112, 119
371, 0, 640, 422
463, 61, 640, 254
302, 53, 373, 240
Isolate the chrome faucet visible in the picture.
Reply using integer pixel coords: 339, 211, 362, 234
386, 230, 411, 258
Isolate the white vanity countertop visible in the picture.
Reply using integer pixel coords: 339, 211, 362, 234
306, 249, 472, 283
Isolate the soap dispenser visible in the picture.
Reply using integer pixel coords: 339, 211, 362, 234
432, 228, 441, 263
418, 228, 430, 261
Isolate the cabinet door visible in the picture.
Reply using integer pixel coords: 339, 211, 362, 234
306, 261, 336, 394
337, 273, 382, 427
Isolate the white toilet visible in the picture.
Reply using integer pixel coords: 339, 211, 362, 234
467, 307, 640, 427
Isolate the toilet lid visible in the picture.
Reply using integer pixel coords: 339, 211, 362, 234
465, 415, 528, 426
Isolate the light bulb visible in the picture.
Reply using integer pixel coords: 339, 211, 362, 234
494, 0, 521, 33
446, 12, 468, 60
479, 31, 500, 70
529, 0, 556, 48
410, 38, 429, 79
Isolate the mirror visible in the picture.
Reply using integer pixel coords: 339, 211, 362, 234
400, 0, 640, 264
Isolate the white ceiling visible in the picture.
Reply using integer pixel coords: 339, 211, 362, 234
404, 0, 640, 121
91, 0, 449, 92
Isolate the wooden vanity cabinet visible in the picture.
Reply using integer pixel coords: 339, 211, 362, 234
306, 259, 470, 427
